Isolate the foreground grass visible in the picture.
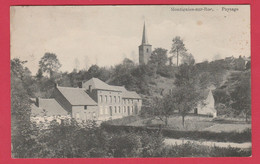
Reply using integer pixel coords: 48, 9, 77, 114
159, 142, 251, 157
127, 115, 250, 132
103, 116, 251, 143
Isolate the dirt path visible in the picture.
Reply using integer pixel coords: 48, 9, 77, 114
164, 138, 251, 149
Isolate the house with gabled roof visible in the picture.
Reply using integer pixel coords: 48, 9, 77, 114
195, 89, 217, 118
31, 98, 70, 125
81, 78, 142, 121
51, 84, 98, 121
31, 78, 142, 123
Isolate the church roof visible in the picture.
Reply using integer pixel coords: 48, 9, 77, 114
57, 86, 97, 106
141, 22, 150, 45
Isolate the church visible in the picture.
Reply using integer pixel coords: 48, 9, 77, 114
30, 22, 217, 126
139, 22, 152, 65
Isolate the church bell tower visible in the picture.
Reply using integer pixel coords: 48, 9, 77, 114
139, 22, 152, 65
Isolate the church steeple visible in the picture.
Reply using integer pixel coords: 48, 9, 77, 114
141, 22, 149, 44
139, 21, 152, 65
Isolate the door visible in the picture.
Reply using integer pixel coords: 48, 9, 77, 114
194, 108, 198, 115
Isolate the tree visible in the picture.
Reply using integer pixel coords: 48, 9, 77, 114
87, 65, 100, 78
175, 86, 199, 127
122, 58, 135, 67
151, 93, 177, 126
174, 64, 200, 126
174, 64, 197, 87
181, 53, 195, 66
230, 71, 251, 122
36, 68, 43, 80
39, 53, 61, 78
149, 48, 170, 77
11, 58, 35, 157
170, 36, 187, 67
150, 48, 168, 67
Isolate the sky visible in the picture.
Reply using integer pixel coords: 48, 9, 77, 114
10, 5, 250, 75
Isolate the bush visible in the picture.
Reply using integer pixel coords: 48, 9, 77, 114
159, 142, 251, 157
13, 119, 165, 158
13, 119, 251, 158
102, 116, 141, 125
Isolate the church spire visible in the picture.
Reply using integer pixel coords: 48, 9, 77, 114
139, 21, 152, 65
141, 22, 149, 44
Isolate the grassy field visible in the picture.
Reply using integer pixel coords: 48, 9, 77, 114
127, 115, 251, 132
102, 115, 251, 143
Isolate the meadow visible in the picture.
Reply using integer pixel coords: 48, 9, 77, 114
109, 115, 251, 132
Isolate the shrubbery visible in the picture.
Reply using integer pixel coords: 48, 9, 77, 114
101, 123, 251, 143
12, 119, 250, 158
12, 119, 164, 158
103, 116, 141, 125
159, 142, 251, 157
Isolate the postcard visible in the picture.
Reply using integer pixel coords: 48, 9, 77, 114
10, 5, 251, 158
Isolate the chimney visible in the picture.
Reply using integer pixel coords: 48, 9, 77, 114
89, 85, 92, 92
78, 82, 83, 88
36, 97, 39, 107
54, 83, 58, 88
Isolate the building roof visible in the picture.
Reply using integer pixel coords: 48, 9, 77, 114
57, 86, 97, 106
112, 85, 141, 99
83, 78, 141, 99
141, 22, 149, 45
83, 78, 120, 91
31, 98, 68, 117
123, 91, 141, 99
198, 89, 215, 101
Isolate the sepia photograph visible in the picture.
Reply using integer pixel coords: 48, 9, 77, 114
10, 5, 251, 158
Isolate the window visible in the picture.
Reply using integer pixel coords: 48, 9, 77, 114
124, 106, 126, 113
118, 96, 120, 103
99, 95, 102, 103
132, 107, 134, 113
84, 105, 87, 110
118, 106, 121, 113
147, 48, 149, 52
114, 96, 116, 103
110, 96, 112, 103
105, 95, 108, 103
115, 106, 117, 113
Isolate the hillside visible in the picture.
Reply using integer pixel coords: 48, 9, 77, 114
147, 75, 176, 97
